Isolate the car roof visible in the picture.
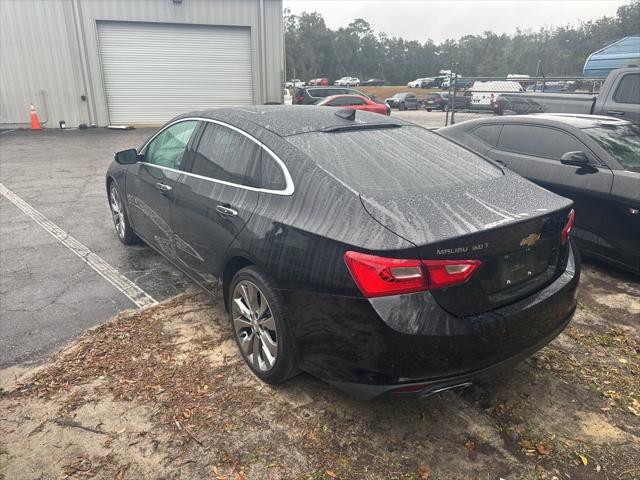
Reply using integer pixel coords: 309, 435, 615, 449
172, 106, 408, 137
322, 94, 367, 100
444, 113, 633, 132
526, 113, 633, 128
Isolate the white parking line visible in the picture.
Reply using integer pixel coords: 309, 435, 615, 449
0, 182, 158, 309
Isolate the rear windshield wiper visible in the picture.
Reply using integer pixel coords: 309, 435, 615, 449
321, 123, 402, 133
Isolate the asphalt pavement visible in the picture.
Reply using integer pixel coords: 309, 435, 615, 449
0, 128, 190, 367
393, 109, 492, 127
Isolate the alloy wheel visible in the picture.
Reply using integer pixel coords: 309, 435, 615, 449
231, 280, 278, 372
109, 186, 126, 239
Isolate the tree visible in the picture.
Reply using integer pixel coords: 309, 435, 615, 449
284, 1, 640, 83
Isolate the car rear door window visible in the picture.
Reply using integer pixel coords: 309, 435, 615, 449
261, 156, 286, 190
497, 124, 586, 160
145, 120, 197, 169
613, 73, 640, 104
329, 97, 361, 106
342, 97, 366, 106
191, 123, 261, 187
471, 124, 502, 147
309, 89, 328, 98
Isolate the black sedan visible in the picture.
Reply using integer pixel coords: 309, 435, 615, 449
106, 106, 579, 399
440, 114, 640, 274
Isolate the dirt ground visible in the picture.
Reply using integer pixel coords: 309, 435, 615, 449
359, 86, 438, 100
1, 261, 638, 480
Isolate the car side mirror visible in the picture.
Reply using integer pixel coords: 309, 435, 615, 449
560, 151, 590, 167
114, 148, 139, 165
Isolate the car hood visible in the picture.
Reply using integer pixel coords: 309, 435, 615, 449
360, 170, 572, 247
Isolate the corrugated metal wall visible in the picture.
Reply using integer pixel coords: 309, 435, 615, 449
0, 1, 88, 128
0, 0, 284, 127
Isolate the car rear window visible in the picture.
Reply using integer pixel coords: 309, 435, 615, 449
286, 126, 501, 196
613, 73, 640, 105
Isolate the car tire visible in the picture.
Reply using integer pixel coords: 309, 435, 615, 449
229, 266, 299, 384
426, 108, 432, 112
108, 181, 140, 245
399, 102, 406, 111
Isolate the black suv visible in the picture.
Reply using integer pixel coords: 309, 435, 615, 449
294, 86, 375, 105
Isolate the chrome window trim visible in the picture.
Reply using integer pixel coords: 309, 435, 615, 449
139, 117, 294, 196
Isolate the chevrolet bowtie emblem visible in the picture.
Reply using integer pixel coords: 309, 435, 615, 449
520, 233, 541, 247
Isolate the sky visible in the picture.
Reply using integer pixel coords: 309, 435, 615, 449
283, 0, 631, 43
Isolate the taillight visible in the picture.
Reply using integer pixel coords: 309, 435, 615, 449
344, 251, 481, 298
422, 259, 482, 289
560, 209, 575, 245
294, 95, 304, 103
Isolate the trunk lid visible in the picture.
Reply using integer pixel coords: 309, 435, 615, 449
361, 173, 573, 315
285, 126, 573, 315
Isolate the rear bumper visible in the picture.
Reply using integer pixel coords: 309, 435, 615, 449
329, 307, 573, 400
283, 243, 579, 399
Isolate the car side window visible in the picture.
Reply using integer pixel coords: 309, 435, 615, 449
613, 73, 640, 104
471, 125, 502, 147
311, 89, 327, 98
261, 156, 286, 190
145, 120, 197, 169
497, 125, 586, 160
191, 123, 261, 187
329, 97, 352, 106
344, 97, 365, 106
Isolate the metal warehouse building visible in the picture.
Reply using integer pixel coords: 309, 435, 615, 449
0, 0, 284, 128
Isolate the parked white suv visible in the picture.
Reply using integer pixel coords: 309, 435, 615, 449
408, 77, 432, 88
334, 77, 360, 87
285, 79, 305, 88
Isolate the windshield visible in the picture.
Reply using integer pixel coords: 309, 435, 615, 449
582, 124, 640, 173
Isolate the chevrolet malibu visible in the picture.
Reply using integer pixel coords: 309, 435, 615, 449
106, 106, 580, 399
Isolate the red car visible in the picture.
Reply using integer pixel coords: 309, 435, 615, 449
308, 78, 329, 86
317, 94, 390, 115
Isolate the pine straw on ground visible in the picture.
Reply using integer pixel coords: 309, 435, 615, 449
2, 265, 639, 480
8, 293, 262, 447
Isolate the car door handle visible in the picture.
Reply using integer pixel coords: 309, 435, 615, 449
216, 205, 238, 217
606, 110, 625, 115
155, 182, 172, 193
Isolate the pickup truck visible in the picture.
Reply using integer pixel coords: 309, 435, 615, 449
494, 68, 639, 121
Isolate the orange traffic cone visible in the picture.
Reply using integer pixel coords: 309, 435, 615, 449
30, 103, 42, 130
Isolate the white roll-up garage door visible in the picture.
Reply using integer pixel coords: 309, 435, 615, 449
97, 21, 253, 125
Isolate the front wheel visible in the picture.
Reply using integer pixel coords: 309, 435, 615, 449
229, 266, 298, 384
399, 102, 406, 111
109, 182, 140, 245
426, 108, 432, 112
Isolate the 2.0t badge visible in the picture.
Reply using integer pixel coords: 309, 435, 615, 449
520, 233, 541, 247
